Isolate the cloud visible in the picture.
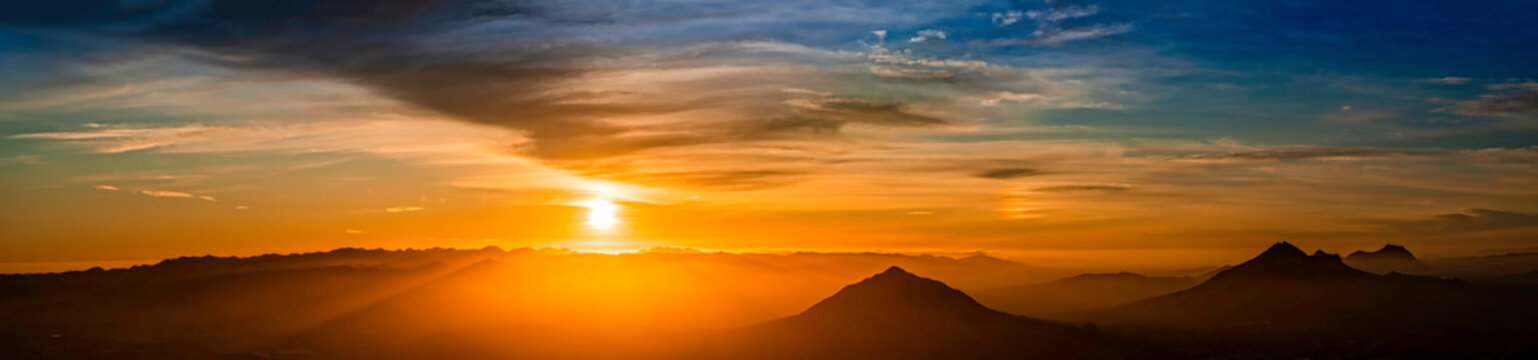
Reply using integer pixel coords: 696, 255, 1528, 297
979, 91, 1044, 106
135, 189, 217, 201
385, 206, 424, 213
975, 168, 1046, 180
1177, 147, 1427, 162
1449, 90, 1538, 116
781, 96, 951, 128
908, 29, 947, 43
1032, 185, 1130, 193
3, 0, 1139, 179
1319, 107, 1397, 124
992, 11, 1024, 26
93, 185, 119, 191
138, 190, 194, 199
985, 4, 1124, 46
0, 1, 711, 159
12, 123, 313, 153
1488, 81, 1538, 91
1030, 24, 1132, 45
1382, 209, 1538, 235
1421, 77, 1471, 85
589, 170, 805, 191
1026, 5, 1099, 22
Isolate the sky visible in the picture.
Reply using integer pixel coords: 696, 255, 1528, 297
2, 0, 1537, 271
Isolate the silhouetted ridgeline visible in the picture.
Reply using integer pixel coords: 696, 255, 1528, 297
1088, 242, 1538, 358
696, 266, 1154, 359
1344, 243, 1442, 275
2, 244, 1537, 359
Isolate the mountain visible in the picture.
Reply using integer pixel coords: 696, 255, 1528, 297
1204, 243, 1373, 284
972, 272, 1199, 320
704, 266, 1144, 359
1345, 244, 1442, 275
1089, 242, 1538, 358
1092, 242, 1439, 326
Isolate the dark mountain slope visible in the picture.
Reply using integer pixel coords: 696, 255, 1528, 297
704, 267, 1148, 360
1090, 242, 1538, 358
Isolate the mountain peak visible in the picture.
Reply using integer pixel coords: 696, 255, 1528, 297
1344, 244, 1439, 275
1311, 250, 1344, 261
876, 265, 913, 277
796, 267, 998, 321
1204, 242, 1371, 284
1255, 242, 1308, 260
1348, 244, 1417, 260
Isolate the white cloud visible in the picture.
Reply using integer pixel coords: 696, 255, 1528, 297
871, 30, 887, 41
984, 5, 1122, 46
908, 29, 947, 43
93, 185, 120, 191
1026, 5, 1099, 21
1031, 24, 1132, 45
992, 11, 1024, 26
385, 206, 424, 213
979, 92, 1045, 106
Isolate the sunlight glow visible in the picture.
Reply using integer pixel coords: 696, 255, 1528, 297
579, 199, 621, 230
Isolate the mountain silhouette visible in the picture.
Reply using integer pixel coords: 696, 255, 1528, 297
1345, 244, 1442, 275
1088, 242, 1538, 357
796, 266, 1001, 321
706, 266, 1143, 359
1200, 242, 1372, 286
1092, 242, 1435, 325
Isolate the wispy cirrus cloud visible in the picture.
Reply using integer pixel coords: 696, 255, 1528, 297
385, 206, 425, 213
986, 3, 1128, 45
1374, 209, 1538, 236
1450, 90, 1538, 116
138, 189, 216, 201
1420, 77, 1471, 85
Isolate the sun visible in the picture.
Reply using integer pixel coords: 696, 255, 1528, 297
578, 199, 621, 230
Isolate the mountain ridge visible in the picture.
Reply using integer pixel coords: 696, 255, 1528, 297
708, 266, 1143, 359
1345, 243, 1441, 275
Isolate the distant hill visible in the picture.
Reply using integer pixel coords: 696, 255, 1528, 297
1430, 251, 1538, 278
1089, 242, 1538, 358
1345, 244, 1442, 275
972, 272, 1199, 320
703, 267, 1145, 359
